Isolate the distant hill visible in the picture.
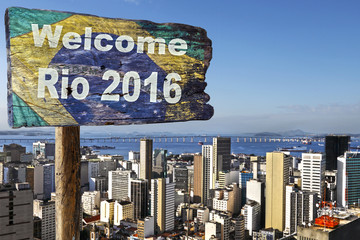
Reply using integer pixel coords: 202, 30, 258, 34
254, 132, 282, 137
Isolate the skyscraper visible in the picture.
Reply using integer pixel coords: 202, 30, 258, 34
33, 199, 56, 240
108, 170, 132, 201
337, 152, 360, 207
151, 178, 175, 233
193, 154, 203, 203
130, 179, 148, 219
173, 166, 188, 190
202, 145, 214, 204
209, 210, 231, 240
3, 143, 26, 163
140, 139, 153, 185
265, 152, 290, 231
33, 141, 55, 160
153, 149, 167, 178
301, 153, 325, 199
239, 171, 253, 206
241, 200, 261, 236
213, 137, 231, 188
0, 183, 33, 239
325, 135, 350, 170
285, 185, 317, 235
34, 163, 55, 200
246, 179, 265, 228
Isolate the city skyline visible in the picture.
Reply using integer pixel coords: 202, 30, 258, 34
1, 1, 360, 134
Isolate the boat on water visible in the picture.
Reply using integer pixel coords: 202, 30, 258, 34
198, 141, 204, 146
301, 139, 312, 145
278, 146, 307, 152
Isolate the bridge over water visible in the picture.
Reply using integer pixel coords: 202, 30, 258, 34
0, 136, 324, 144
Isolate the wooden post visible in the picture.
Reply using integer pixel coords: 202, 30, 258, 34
55, 126, 81, 240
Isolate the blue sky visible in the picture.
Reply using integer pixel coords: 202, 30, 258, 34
0, 0, 360, 134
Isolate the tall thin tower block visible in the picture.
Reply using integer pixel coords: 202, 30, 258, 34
265, 152, 290, 231
140, 139, 153, 184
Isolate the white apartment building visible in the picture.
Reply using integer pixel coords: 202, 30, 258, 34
82, 191, 100, 216
241, 200, 261, 236
301, 153, 325, 198
33, 199, 56, 240
209, 210, 231, 240
196, 207, 210, 224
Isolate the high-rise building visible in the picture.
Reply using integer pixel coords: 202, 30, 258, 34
301, 153, 325, 199
153, 149, 167, 178
246, 179, 265, 228
239, 171, 253, 206
98, 160, 117, 177
233, 215, 246, 240
34, 163, 55, 200
33, 199, 56, 240
212, 183, 241, 216
26, 166, 34, 190
202, 145, 214, 204
108, 170, 133, 201
217, 170, 239, 189
209, 210, 231, 240
0, 183, 33, 240
241, 200, 261, 236
193, 154, 203, 203
129, 151, 140, 161
151, 178, 175, 233
337, 152, 360, 207
130, 179, 148, 219
137, 216, 155, 239
3, 143, 26, 163
140, 139, 153, 185
0, 162, 3, 184
265, 152, 290, 231
205, 221, 221, 239
325, 135, 350, 170
88, 161, 99, 181
213, 137, 231, 188
173, 166, 188, 190
100, 199, 115, 224
82, 191, 100, 216
114, 200, 134, 225
33, 141, 55, 160
250, 156, 260, 180
285, 185, 317, 235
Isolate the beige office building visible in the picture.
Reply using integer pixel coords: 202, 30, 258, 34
139, 139, 153, 184
193, 154, 203, 203
265, 152, 290, 231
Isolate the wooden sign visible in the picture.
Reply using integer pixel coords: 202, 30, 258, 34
5, 7, 213, 128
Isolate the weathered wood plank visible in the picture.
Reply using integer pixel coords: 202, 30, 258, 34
6, 7, 213, 128
55, 126, 81, 240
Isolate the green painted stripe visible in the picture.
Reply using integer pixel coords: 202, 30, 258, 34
8, 7, 72, 38
12, 93, 49, 128
135, 21, 206, 61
